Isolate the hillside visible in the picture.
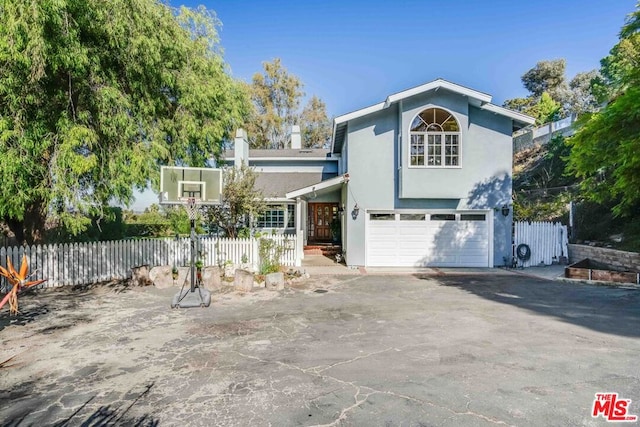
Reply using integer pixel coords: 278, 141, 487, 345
513, 136, 640, 252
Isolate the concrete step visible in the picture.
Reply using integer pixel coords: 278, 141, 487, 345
304, 245, 341, 257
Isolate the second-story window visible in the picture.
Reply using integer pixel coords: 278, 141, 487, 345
410, 108, 460, 167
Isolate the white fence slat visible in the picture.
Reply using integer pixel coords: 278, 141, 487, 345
514, 221, 568, 268
0, 234, 300, 289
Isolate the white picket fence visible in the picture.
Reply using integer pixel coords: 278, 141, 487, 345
513, 221, 568, 268
0, 235, 301, 289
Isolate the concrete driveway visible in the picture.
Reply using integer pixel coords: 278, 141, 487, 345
1, 271, 639, 426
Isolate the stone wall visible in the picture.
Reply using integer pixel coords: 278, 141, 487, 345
568, 244, 640, 272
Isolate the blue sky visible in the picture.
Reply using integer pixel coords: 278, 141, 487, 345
173, 0, 636, 116
133, 0, 636, 210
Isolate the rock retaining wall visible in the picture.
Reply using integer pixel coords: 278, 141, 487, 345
568, 244, 640, 272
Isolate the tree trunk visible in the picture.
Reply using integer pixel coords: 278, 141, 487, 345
4, 199, 47, 246
5, 217, 25, 246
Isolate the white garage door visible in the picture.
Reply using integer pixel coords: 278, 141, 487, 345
366, 211, 490, 267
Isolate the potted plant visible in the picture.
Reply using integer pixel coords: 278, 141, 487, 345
171, 265, 179, 281
330, 218, 341, 244
195, 259, 204, 283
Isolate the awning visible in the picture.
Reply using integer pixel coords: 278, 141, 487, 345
285, 174, 349, 199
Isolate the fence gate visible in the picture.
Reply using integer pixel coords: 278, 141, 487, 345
513, 221, 569, 268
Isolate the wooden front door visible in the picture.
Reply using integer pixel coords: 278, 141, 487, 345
308, 203, 338, 242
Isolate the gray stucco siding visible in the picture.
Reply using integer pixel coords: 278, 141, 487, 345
342, 91, 514, 267
343, 109, 398, 266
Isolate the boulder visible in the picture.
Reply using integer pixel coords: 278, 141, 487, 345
265, 272, 285, 291
130, 265, 152, 286
150, 266, 189, 289
202, 266, 222, 291
234, 269, 254, 291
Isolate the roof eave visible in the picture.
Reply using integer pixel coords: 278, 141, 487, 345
480, 103, 536, 126
285, 174, 348, 199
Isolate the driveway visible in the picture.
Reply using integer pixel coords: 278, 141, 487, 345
1, 272, 639, 426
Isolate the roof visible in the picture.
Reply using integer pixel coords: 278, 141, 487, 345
331, 78, 536, 153
285, 174, 348, 199
255, 172, 337, 199
223, 148, 336, 161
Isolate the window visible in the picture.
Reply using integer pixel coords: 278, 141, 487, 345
370, 213, 395, 221
410, 108, 460, 167
461, 214, 486, 221
400, 214, 426, 221
257, 205, 295, 228
430, 214, 455, 221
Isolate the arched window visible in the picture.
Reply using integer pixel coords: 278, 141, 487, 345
409, 108, 460, 167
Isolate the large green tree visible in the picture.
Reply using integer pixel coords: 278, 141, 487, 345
246, 58, 303, 149
521, 59, 569, 103
567, 4, 640, 216
504, 59, 600, 123
246, 58, 331, 149
300, 95, 331, 148
0, 1, 248, 244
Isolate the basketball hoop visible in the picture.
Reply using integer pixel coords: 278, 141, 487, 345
185, 197, 199, 220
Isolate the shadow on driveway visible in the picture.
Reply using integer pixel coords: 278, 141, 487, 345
416, 273, 640, 338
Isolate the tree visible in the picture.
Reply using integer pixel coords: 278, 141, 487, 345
245, 58, 331, 149
567, 70, 601, 115
530, 92, 562, 125
246, 58, 304, 149
0, 1, 249, 244
567, 5, 640, 216
301, 95, 332, 148
503, 59, 573, 123
521, 59, 570, 103
204, 165, 265, 238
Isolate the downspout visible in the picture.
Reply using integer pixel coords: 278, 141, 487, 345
398, 100, 403, 198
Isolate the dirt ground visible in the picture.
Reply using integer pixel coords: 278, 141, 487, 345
1, 273, 639, 426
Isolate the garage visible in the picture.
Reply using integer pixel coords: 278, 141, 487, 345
366, 211, 491, 267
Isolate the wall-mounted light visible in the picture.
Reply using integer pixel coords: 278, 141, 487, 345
337, 205, 344, 213
351, 204, 360, 220
501, 204, 510, 217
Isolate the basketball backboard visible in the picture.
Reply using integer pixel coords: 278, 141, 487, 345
159, 166, 222, 205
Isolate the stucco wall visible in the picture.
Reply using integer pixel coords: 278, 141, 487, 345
568, 244, 640, 272
343, 91, 514, 267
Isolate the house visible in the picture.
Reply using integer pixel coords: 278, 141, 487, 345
227, 79, 535, 268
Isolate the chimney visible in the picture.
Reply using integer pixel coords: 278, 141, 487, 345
234, 128, 249, 168
290, 125, 301, 149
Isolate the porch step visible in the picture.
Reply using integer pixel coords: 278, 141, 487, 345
304, 245, 342, 257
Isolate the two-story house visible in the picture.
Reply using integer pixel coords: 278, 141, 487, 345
228, 79, 534, 268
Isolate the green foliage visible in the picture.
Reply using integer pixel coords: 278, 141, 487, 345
48, 206, 126, 242
528, 92, 561, 125
237, 227, 251, 239
0, 1, 249, 244
301, 95, 332, 148
245, 58, 331, 149
246, 58, 304, 148
521, 59, 569, 101
568, 70, 601, 115
513, 192, 572, 223
204, 165, 265, 238
258, 236, 288, 275
166, 206, 198, 236
504, 59, 600, 122
567, 6, 640, 217
513, 135, 575, 223
124, 204, 174, 238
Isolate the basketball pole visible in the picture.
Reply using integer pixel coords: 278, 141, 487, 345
190, 217, 196, 293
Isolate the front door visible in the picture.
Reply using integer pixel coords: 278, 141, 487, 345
308, 203, 338, 243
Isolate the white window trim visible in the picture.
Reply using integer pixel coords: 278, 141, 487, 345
257, 204, 295, 229
407, 107, 462, 169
